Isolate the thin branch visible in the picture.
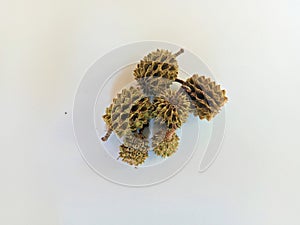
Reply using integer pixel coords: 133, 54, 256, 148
175, 78, 185, 85
101, 127, 113, 141
165, 127, 176, 141
174, 48, 184, 57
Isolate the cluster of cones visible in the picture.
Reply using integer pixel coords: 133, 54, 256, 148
101, 48, 228, 166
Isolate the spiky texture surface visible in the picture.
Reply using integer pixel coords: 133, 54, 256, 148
152, 89, 191, 129
182, 74, 228, 121
152, 130, 179, 158
123, 134, 150, 152
110, 87, 151, 138
119, 144, 148, 166
133, 60, 178, 96
143, 49, 183, 65
133, 48, 184, 96
102, 103, 113, 127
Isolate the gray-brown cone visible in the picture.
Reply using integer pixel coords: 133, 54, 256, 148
182, 74, 228, 121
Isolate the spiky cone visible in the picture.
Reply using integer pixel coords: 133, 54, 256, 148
106, 86, 151, 139
152, 130, 180, 158
134, 61, 177, 96
119, 136, 149, 166
181, 74, 228, 121
152, 89, 191, 129
133, 49, 184, 96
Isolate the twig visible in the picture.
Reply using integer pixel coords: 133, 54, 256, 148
175, 78, 185, 85
165, 127, 176, 141
174, 48, 184, 57
101, 127, 113, 141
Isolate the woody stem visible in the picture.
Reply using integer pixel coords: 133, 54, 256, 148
174, 48, 184, 57
101, 127, 113, 141
165, 127, 176, 141
175, 79, 192, 94
175, 78, 185, 85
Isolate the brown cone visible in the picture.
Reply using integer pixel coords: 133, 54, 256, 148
182, 74, 228, 120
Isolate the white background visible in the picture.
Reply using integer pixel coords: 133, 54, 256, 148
1, 0, 300, 224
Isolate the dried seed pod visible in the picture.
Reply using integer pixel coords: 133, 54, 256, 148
118, 133, 149, 166
152, 130, 179, 158
133, 49, 184, 96
119, 144, 148, 166
106, 86, 151, 139
152, 89, 191, 129
182, 74, 228, 121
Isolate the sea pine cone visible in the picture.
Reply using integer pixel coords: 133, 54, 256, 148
133, 49, 184, 96
182, 74, 228, 121
152, 130, 180, 158
119, 144, 148, 166
152, 89, 191, 129
103, 86, 150, 139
